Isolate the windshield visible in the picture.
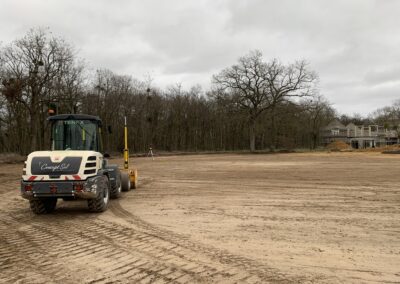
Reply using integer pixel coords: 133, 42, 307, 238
52, 120, 99, 151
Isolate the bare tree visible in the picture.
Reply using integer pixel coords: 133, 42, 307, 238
373, 99, 400, 140
0, 28, 79, 152
213, 50, 317, 151
301, 96, 335, 149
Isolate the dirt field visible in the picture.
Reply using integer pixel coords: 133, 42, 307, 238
0, 152, 399, 283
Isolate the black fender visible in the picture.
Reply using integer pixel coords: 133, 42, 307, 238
101, 164, 121, 189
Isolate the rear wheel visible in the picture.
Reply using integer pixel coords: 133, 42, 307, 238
121, 172, 131, 192
110, 174, 122, 199
29, 198, 57, 214
87, 176, 110, 212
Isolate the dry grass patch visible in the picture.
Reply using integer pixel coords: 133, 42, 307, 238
0, 153, 26, 164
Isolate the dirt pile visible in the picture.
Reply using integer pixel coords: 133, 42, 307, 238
384, 144, 400, 153
326, 140, 351, 151
365, 144, 400, 153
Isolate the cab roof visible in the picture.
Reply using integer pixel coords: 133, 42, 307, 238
48, 114, 102, 124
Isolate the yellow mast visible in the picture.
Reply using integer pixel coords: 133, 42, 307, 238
123, 116, 129, 170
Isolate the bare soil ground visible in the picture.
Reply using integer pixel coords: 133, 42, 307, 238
0, 152, 399, 283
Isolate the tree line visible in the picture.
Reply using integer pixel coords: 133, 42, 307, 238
2, 28, 395, 156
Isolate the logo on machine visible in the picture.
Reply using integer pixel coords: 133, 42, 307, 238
39, 162, 71, 172
31, 157, 82, 175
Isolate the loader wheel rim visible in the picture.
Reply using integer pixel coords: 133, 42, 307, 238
103, 185, 109, 204
117, 176, 122, 193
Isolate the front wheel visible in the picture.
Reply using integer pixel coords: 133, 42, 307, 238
29, 198, 57, 214
87, 176, 110, 212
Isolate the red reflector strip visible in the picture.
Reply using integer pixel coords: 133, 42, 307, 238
28, 176, 37, 181
72, 175, 81, 180
65, 176, 69, 180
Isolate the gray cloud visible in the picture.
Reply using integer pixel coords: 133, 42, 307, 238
0, 0, 399, 115
364, 67, 400, 86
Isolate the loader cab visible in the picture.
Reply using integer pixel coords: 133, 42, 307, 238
48, 114, 103, 153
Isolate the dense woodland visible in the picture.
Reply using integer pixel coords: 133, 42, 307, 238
0, 29, 399, 155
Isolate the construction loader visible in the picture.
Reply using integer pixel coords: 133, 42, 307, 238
20, 114, 138, 214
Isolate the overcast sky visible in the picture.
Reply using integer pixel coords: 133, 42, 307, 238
1, 0, 399, 115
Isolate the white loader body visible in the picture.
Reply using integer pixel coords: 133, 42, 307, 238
23, 150, 103, 182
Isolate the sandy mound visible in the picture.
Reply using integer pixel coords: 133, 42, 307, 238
361, 144, 400, 153
326, 141, 351, 151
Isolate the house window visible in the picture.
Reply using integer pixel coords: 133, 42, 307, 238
331, 129, 340, 136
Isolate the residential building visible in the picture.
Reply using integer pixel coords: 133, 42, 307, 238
321, 119, 399, 148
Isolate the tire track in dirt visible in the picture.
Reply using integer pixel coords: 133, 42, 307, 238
0, 217, 81, 284
108, 200, 305, 283
0, 207, 294, 283
0, 211, 202, 283
0, 166, 323, 283
0, 167, 333, 283
1, 153, 399, 283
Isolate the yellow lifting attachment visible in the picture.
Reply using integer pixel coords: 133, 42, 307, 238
121, 116, 137, 190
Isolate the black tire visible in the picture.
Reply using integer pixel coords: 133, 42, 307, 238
121, 172, 131, 192
87, 176, 110, 212
29, 198, 57, 214
110, 173, 122, 199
